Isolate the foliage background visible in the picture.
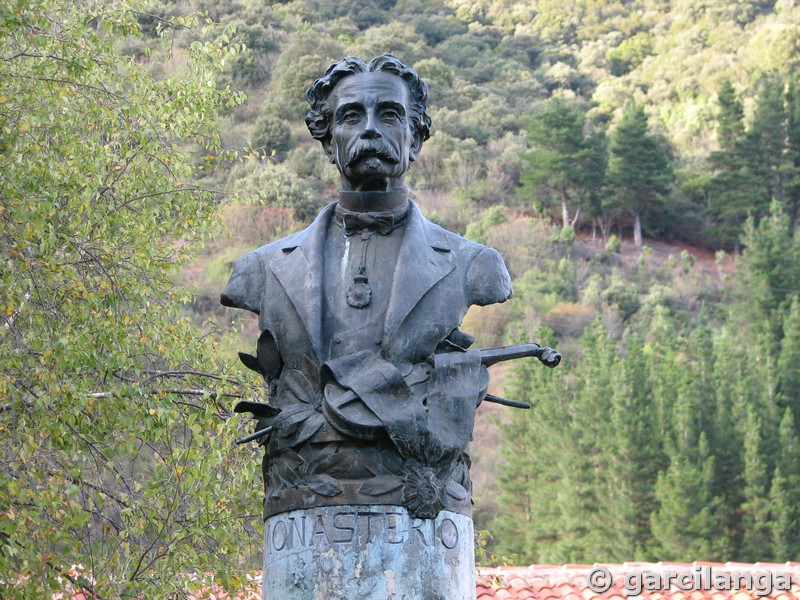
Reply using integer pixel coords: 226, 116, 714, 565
3, 0, 800, 596
1, 1, 264, 597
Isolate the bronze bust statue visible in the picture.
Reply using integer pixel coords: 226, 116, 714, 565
221, 55, 520, 521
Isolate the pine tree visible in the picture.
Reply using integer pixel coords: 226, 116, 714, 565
647, 310, 728, 560
650, 440, 728, 560
492, 321, 617, 563
491, 357, 553, 560
777, 297, 800, 423
747, 74, 789, 210
707, 326, 749, 550
740, 408, 773, 561
606, 100, 674, 250
707, 81, 763, 249
769, 409, 800, 560
738, 201, 800, 345
522, 97, 606, 230
556, 320, 621, 561
603, 336, 661, 559
715, 81, 746, 152
786, 75, 800, 232
709, 75, 798, 248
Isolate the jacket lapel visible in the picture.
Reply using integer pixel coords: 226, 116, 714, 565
383, 202, 455, 341
270, 201, 455, 359
270, 203, 334, 362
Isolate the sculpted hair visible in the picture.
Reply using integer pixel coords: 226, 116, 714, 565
305, 54, 432, 145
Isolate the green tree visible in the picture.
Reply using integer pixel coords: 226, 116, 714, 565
650, 448, 725, 560
707, 81, 761, 248
521, 97, 606, 230
490, 356, 560, 561
465, 206, 508, 245
786, 75, 800, 231
224, 19, 280, 87
709, 76, 798, 248
747, 74, 789, 212
606, 100, 674, 250
228, 159, 324, 222
546, 323, 616, 561
769, 409, 800, 560
739, 409, 772, 561
737, 201, 800, 345
639, 309, 726, 559
715, 81, 746, 152
777, 298, 800, 423
264, 30, 343, 120
0, 2, 260, 597
493, 322, 620, 563
251, 112, 293, 158
606, 32, 653, 77
603, 343, 660, 560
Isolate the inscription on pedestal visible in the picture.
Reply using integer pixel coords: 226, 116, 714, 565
262, 507, 476, 600
266, 509, 461, 555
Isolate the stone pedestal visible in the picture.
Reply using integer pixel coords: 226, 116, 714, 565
263, 505, 476, 600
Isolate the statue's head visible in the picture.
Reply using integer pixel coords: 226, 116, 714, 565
305, 55, 431, 192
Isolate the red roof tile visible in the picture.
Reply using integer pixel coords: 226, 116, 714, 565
56, 562, 800, 599
473, 563, 800, 600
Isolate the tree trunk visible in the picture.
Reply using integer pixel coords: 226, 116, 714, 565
598, 215, 612, 243
570, 207, 581, 229
634, 213, 643, 250
562, 199, 570, 229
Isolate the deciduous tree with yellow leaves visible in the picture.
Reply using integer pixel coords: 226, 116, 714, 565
0, 1, 263, 597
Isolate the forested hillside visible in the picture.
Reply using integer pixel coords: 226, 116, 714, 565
3, 0, 800, 596
134, 0, 800, 249
153, 0, 800, 563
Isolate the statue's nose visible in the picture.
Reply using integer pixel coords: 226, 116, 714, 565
361, 111, 380, 138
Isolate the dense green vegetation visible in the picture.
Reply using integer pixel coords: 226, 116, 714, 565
160, 0, 798, 563
490, 204, 800, 563
3, 0, 800, 595
0, 2, 263, 597
139, 0, 800, 252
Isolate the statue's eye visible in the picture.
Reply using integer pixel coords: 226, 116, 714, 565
341, 110, 362, 124
382, 109, 400, 122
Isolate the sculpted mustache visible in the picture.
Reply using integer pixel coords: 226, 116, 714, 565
346, 142, 400, 166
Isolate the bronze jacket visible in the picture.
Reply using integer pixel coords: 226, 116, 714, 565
221, 200, 512, 519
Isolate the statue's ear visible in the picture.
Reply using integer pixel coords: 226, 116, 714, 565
321, 136, 337, 164
409, 131, 424, 163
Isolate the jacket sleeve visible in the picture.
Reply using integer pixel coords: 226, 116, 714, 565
465, 247, 513, 307
219, 250, 263, 314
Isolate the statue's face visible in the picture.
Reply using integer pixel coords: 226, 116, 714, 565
324, 71, 420, 191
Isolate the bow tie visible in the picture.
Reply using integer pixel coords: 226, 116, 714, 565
335, 203, 409, 236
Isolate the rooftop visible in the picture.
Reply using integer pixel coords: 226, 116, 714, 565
61, 562, 800, 599
475, 562, 800, 600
